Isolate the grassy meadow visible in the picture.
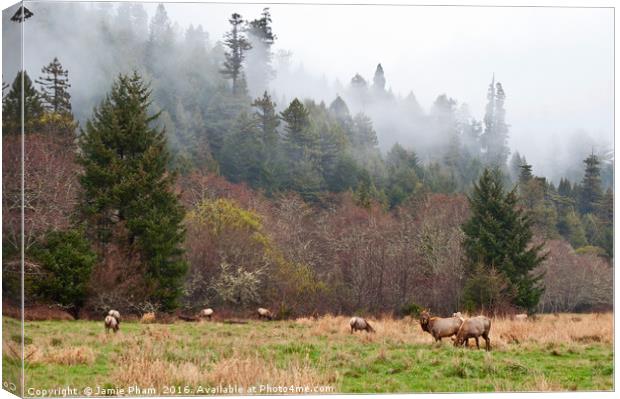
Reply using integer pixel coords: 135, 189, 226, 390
2, 313, 613, 395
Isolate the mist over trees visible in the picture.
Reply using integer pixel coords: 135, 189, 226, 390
2, 2, 612, 317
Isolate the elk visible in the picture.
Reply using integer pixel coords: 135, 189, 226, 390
200, 308, 214, 320
257, 307, 273, 320
419, 310, 463, 342
454, 315, 492, 351
349, 317, 375, 334
104, 315, 119, 333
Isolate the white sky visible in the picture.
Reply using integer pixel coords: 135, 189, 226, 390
143, 1, 614, 158
1, 0, 614, 167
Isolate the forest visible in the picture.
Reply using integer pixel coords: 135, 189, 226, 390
1, 3, 613, 319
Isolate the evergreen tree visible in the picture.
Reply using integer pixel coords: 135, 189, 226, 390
480, 76, 510, 168
519, 162, 533, 184
280, 98, 323, 199
579, 153, 603, 214
385, 143, 422, 207
245, 8, 276, 94
596, 188, 613, 225
329, 95, 352, 124
145, 3, 174, 76
30, 229, 97, 318
509, 151, 524, 182
252, 91, 279, 148
557, 178, 574, 199
462, 168, 547, 312
221, 13, 252, 95
372, 63, 386, 92
2, 71, 44, 134
2, 77, 8, 99
351, 112, 378, 149
36, 57, 72, 114
280, 98, 316, 157
350, 73, 367, 89
595, 188, 613, 257
78, 72, 187, 311
220, 112, 263, 187
251, 92, 283, 191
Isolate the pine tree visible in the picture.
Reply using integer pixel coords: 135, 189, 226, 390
2, 71, 44, 134
596, 188, 613, 226
372, 63, 386, 92
148, 4, 173, 49
509, 151, 524, 182
36, 57, 72, 114
145, 3, 174, 76
280, 98, 323, 198
245, 8, 276, 94
77, 72, 187, 311
579, 153, 602, 214
329, 95, 352, 124
221, 13, 252, 95
480, 76, 510, 168
351, 112, 378, 149
462, 168, 547, 312
557, 178, 573, 199
30, 229, 97, 318
252, 91, 279, 147
281, 98, 316, 157
251, 92, 283, 191
519, 162, 533, 184
220, 112, 263, 187
2, 78, 8, 99
351, 73, 367, 88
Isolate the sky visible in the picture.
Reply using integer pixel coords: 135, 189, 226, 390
149, 2, 614, 160
1, 1, 614, 175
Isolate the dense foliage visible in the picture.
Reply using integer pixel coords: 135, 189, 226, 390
29, 229, 97, 317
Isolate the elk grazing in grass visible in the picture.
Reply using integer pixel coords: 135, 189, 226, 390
349, 317, 375, 334
104, 314, 119, 333
200, 308, 214, 320
419, 310, 463, 343
454, 315, 492, 351
257, 307, 273, 320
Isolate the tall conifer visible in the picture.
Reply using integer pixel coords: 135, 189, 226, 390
462, 168, 547, 312
78, 72, 187, 310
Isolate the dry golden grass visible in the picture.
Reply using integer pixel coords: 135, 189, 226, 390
25, 344, 95, 366
140, 312, 156, 324
296, 312, 613, 349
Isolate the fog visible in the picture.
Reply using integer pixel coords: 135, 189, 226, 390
160, 2, 614, 181
3, 1, 613, 183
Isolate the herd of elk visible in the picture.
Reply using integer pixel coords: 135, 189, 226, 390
104, 306, 494, 351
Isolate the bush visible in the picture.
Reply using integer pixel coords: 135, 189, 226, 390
29, 229, 97, 317
399, 302, 423, 318
463, 264, 516, 315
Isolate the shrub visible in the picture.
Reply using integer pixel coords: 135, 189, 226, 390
399, 302, 422, 318
29, 228, 97, 317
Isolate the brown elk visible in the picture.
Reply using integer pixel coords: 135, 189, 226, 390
257, 307, 273, 320
349, 317, 375, 334
104, 315, 119, 333
419, 310, 463, 343
454, 315, 492, 351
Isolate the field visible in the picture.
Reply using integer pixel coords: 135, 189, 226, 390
2, 313, 613, 395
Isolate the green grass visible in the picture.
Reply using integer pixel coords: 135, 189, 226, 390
2, 316, 613, 395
